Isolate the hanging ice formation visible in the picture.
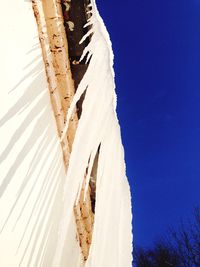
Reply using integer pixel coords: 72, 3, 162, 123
0, 0, 132, 266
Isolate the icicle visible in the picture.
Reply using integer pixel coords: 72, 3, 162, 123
84, 145, 99, 201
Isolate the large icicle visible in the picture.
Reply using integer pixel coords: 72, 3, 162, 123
53, 1, 133, 266
0, 0, 132, 266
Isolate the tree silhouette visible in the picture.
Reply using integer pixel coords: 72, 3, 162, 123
134, 207, 200, 267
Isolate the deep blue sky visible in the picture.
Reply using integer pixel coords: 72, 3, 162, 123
97, 0, 200, 248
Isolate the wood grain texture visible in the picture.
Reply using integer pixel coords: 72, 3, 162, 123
32, 0, 95, 263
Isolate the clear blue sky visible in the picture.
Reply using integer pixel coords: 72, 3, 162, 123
97, 0, 200, 248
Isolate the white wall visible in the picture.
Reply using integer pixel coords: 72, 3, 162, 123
0, 1, 81, 266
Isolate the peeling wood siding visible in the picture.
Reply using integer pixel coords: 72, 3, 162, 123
74, 178, 94, 261
32, 0, 70, 165
32, 0, 95, 263
41, 0, 78, 153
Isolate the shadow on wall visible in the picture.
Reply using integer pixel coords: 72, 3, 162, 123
0, 48, 79, 266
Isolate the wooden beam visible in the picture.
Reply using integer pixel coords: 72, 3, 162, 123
32, 0, 95, 263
